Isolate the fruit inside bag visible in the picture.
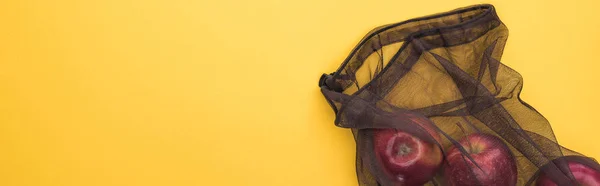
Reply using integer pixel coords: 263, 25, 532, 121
318, 4, 600, 186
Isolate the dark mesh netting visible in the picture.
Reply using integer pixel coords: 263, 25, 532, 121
318, 4, 600, 186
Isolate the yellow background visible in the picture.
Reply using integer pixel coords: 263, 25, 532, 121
1, 0, 599, 185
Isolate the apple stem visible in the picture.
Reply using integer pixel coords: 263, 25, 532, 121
460, 116, 481, 133
456, 122, 474, 153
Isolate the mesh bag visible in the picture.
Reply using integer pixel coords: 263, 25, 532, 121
318, 4, 600, 186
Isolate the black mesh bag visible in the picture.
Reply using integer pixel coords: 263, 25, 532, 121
318, 4, 600, 186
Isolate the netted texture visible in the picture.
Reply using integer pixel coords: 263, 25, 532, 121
319, 4, 600, 186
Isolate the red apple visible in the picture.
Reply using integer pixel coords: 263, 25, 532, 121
536, 161, 600, 186
444, 133, 517, 186
373, 114, 443, 186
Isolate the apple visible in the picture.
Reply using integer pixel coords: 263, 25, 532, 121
444, 133, 517, 186
372, 114, 443, 186
536, 161, 600, 186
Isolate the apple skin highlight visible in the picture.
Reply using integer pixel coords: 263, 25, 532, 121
536, 161, 600, 186
444, 133, 518, 186
372, 115, 443, 186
